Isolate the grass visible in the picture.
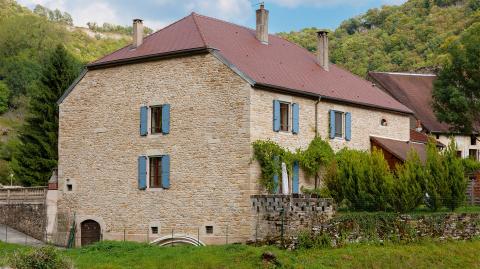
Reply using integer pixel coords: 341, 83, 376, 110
1, 240, 480, 269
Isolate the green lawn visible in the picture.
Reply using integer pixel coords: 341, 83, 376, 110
1, 240, 480, 269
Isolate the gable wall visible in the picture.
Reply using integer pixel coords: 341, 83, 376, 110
58, 53, 255, 245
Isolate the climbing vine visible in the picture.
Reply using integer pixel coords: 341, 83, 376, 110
252, 137, 333, 193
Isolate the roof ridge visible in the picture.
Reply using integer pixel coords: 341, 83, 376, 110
191, 13, 208, 47
192, 12, 256, 34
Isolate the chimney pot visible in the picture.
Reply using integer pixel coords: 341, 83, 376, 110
132, 19, 144, 48
317, 30, 329, 71
256, 4, 269, 44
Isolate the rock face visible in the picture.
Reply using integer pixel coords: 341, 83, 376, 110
57, 52, 410, 246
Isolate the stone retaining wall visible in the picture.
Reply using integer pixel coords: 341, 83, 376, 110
0, 204, 47, 241
251, 194, 334, 241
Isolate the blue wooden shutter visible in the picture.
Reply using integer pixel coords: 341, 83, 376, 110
273, 100, 280, 132
329, 110, 335, 139
138, 156, 147, 190
292, 103, 299, 134
273, 155, 279, 193
162, 104, 170, 134
140, 106, 148, 136
345, 112, 352, 141
292, 161, 299, 194
161, 155, 170, 189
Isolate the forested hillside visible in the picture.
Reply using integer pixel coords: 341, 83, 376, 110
0, 0, 133, 184
278, 0, 480, 76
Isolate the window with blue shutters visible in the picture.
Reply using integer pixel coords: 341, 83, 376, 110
148, 155, 170, 189
150, 104, 170, 135
330, 110, 351, 140
273, 100, 280, 132
273, 155, 279, 193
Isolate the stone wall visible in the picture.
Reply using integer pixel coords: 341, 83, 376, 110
294, 213, 480, 248
251, 194, 334, 242
58, 53, 255, 245
0, 204, 47, 240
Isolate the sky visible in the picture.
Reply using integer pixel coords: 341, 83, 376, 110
16, 0, 408, 33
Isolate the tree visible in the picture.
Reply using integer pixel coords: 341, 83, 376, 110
432, 23, 480, 134
11, 45, 80, 186
0, 81, 10, 113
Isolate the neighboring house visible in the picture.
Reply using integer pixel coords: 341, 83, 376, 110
368, 72, 480, 160
56, 5, 412, 246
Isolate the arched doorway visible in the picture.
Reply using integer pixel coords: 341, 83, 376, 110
81, 219, 101, 246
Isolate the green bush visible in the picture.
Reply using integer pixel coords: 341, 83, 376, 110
8, 246, 72, 269
324, 148, 393, 211
392, 150, 425, 213
296, 230, 332, 249
443, 138, 467, 211
424, 139, 448, 211
461, 157, 480, 174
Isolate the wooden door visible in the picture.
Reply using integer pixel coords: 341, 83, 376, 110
81, 220, 101, 246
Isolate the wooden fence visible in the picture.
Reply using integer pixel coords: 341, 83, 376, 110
0, 187, 47, 205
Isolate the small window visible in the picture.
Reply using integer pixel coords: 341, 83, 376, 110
279, 102, 289, 131
456, 151, 462, 158
436, 134, 440, 139
205, 226, 213, 234
471, 135, 477, 146
380, 119, 388, 126
334, 111, 343, 138
149, 156, 163, 188
469, 149, 478, 161
151, 106, 163, 134
151, 226, 158, 234
67, 184, 73, 192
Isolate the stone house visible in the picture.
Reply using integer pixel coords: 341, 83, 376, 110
55, 5, 412, 246
368, 71, 480, 160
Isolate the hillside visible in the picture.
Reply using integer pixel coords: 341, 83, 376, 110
278, 0, 480, 76
0, 0, 132, 184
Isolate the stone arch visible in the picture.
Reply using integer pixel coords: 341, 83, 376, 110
150, 234, 205, 246
80, 219, 101, 246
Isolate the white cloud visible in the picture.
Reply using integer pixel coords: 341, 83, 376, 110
16, 0, 66, 10
143, 19, 169, 31
270, 0, 406, 8
184, 0, 253, 23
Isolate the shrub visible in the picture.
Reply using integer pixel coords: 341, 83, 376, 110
392, 150, 425, 213
324, 148, 393, 211
296, 230, 332, 249
443, 138, 467, 211
424, 139, 448, 211
300, 186, 331, 198
461, 157, 480, 174
252, 140, 292, 193
8, 246, 72, 269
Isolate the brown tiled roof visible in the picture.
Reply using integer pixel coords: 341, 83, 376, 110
410, 129, 445, 147
88, 13, 411, 114
368, 72, 449, 132
371, 136, 427, 163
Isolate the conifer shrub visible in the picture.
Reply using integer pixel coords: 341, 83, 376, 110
424, 139, 448, 211
443, 138, 467, 211
392, 150, 425, 213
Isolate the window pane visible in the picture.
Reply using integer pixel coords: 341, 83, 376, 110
334, 112, 343, 137
151, 106, 162, 134
149, 157, 162, 188
280, 103, 289, 131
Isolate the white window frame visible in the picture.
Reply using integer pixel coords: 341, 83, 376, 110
145, 155, 167, 190
279, 101, 291, 133
333, 111, 345, 139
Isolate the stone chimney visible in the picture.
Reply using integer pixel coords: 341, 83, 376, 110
256, 3, 269, 44
317, 30, 329, 71
132, 19, 144, 48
